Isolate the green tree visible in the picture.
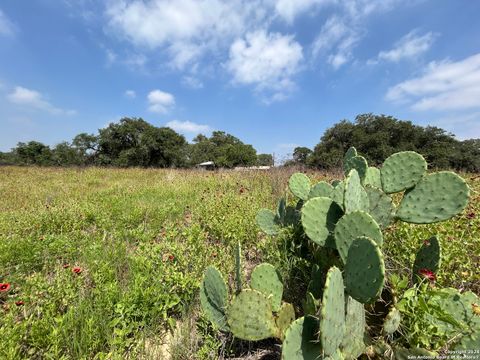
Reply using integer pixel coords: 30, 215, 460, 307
52, 142, 83, 166
293, 147, 312, 165
14, 141, 53, 165
257, 153, 273, 166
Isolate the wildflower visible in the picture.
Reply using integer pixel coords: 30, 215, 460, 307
418, 269, 436, 281
15, 301, 24, 306
0, 283, 11, 292
168, 254, 175, 262
72, 267, 82, 274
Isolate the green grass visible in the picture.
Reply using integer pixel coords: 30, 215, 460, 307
0, 167, 478, 359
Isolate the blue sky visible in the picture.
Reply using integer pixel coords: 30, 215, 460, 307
1, 0, 480, 161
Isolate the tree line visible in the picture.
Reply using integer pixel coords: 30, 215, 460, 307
1, 114, 479, 171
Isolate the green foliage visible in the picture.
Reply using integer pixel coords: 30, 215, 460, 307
257, 153, 273, 166
309, 113, 480, 171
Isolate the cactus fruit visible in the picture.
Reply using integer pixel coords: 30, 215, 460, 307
345, 237, 385, 304
281, 316, 323, 360
275, 302, 296, 340
250, 263, 283, 312
396, 172, 470, 224
289, 173, 311, 200
383, 307, 401, 335
340, 297, 366, 360
235, 242, 242, 293
344, 169, 369, 213
301, 197, 343, 247
200, 266, 229, 331
365, 185, 395, 229
319, 266, 345, 356
309, 181, 334, 199
413, 236, 441, 283
334, 211, 383, 263
227, 289, 277, 341
256, 209, 280, 235
381, 151, 427, 194
364, 167, 382, 188
344, 155, 368, 183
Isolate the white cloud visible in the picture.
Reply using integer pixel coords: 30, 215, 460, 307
105, 49, 117, 66
147, 89, 175, 113
0, 9, 15, 37
274, 0, 333, 24
386, 53, 480, 111
124, 90, 136, 98
105, 0, 264, 69
372, 30, 436, 63
166, 120, 211, 133
227, 30, 303, 102
7, 86, 76, 115
182, 76, 204, 89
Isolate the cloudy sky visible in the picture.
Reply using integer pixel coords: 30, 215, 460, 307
1, 1, 479, 159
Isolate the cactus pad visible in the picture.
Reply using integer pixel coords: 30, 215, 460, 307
364, 167, 382, 188
235, 241, 242, 293
309, 181, 334, 199
203, 266, 228, 310
383, 307, 401, 335
344, 146, 358, 164
331, 179, 341, 187
413, 236, 441, 282
281, 316, 323, 360
334, 211, 383, 263
289, 173, 311, 200
340, 297, 366, 360
381, 151, 427, 194
301, 197, 343, 247
345, 155, 368, 183
396, 172, 470, 224
200, 282, 229, 331
303, 292, 317, 316
320, 266, 345, 356
256, 209, 280, 235
227, 289, 277, 341
275, 302, 295, 340
250, 263, 283, 312
331, 180, 345, 209
345, 237, 385, 304
365, 185, 394, 229
277, 197, 286, 223
344, 169, 369, 213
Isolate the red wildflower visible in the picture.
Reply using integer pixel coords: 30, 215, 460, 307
15, 301, 24, 306
423, 239, 430, 246
0, 283, 11, 292
63, 264, 70, 269
72, 267, 82, 274
168, 254, 175, 261
418, 268, 436, 281
467, 212, 476, 219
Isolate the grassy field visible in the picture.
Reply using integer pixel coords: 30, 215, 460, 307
0, 167, 478, 359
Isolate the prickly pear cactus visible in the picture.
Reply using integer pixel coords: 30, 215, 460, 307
345, 237, 385, 304
340, 297, 366, 359
227, 289, 277, 341
412, 236, 441, 282
281, 316, 322, 360
309, 181, 333, 199
250, 263, 283, 312
319, 266, 345, 356
275, 302, 296, 340
200, 266, 229, 331
380, 151, 427, 194
301, 197, 343, 247
396, 172, 470, 224
334, 211, 383, 263
383, 307, 401, 335
365, 185, 395, 229
364, 166, 381, 188
289, 173, 311, 200
256, 209, 280, 235
344, 169, 369, 213
345, 155, 368, 183
331, 180, 345, 209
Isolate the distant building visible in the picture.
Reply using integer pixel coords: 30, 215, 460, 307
197, 161, 215, 170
